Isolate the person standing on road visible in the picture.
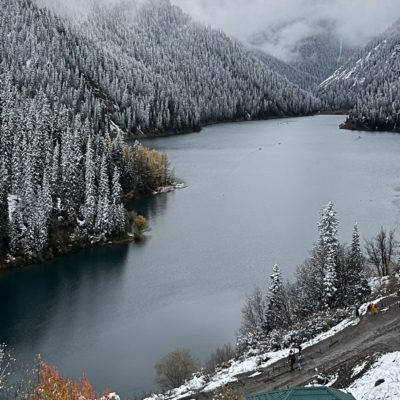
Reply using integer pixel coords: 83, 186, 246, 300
297, 353, 304, 370
288, 350, 296, 372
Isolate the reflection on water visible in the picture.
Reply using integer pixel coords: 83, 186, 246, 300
128, 191, 170, 222
0, 245, 129, 367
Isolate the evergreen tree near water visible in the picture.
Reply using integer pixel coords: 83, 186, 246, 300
264, 263, 291, 332
318, 202, 339, 308
349, 222, 371, 302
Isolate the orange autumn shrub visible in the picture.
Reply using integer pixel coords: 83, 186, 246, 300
29, 361, 116, 400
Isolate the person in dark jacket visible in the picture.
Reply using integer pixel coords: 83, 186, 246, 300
288, 350, 296, 372
297, 344, 302, 354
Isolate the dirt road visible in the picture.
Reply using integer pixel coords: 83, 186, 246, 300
196, 295, 400, 398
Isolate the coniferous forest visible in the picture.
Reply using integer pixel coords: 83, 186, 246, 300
317, 20, 400, 132
1, 0, 400, 267
0, 73, 174, 266
0, 0, 323, 267
2, 0, 400, 399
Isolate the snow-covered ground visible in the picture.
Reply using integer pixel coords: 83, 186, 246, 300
143, 311, 360, 400
346, 352, 400, 400
144, 294, 395, 400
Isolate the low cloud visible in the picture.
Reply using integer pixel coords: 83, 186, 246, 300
36, 0, 400, 59
172, 0, 400, 57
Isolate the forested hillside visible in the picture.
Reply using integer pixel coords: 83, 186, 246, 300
252, 49, 317, 91
0, 0, 322, 267
0, 74, 172, 267
318, 19, 400, 132
74, 0, 321, 134
1, 0, 320, 140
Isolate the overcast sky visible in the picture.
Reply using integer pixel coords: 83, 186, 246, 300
171, 0, 400, 58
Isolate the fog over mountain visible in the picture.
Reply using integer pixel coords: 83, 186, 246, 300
172, 0, 400, 61
37, 0, 400, 64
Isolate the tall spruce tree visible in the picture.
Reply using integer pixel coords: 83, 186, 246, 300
94, 153, 111, 238
318, 202, 339, 308
110, 166, 125, 235
264, 264, 291, 332
349, 222, 371, 303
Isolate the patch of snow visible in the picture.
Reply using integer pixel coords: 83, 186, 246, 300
248, 371, 262, 378
344, 67, 356, 80
76, 218, 86, 227
307, 373, 338, 387
326, 374, 338, 387
347, 352, 400, 400
368, 276, 391, 295
359, 295, 393, 316
202, 358, 256, 392
153, 183, 187, 195
302, 318, 358, 349
351, 361, 368, 378
364, 51, 372, 61
110, 120, 124, 135
102, 393, 120, 400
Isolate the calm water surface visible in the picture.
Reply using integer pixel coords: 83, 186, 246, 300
1, 116, 400, 397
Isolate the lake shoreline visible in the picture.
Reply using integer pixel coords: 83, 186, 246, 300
0, 234, 136, 273
340, 118, 400, 133
0, 183, 186, 272
127, 112, 316, 140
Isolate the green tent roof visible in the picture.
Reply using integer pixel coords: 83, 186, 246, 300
246, 387, 356, 400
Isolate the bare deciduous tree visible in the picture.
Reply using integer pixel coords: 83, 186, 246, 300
240, 287, 265, 335
205, 344, 236, 373
365, 228, 398, 276
155, 349, 198, 391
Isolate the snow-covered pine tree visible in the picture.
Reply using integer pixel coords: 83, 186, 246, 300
348, 222, 371, 303
318, 202, 339, 308
110, 166, 126, 235
83, 135, 97, 232
33, 165, 53, 254
0, 159, 9, 243
94, 153, 112, 239
264, 264, 291, 332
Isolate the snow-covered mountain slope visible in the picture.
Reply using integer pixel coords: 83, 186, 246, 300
317, 19, 400, 132
1, 0, 319, 139
252, 49, 317, 90
289, 31, 354, 84
249, 19, 355, 87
